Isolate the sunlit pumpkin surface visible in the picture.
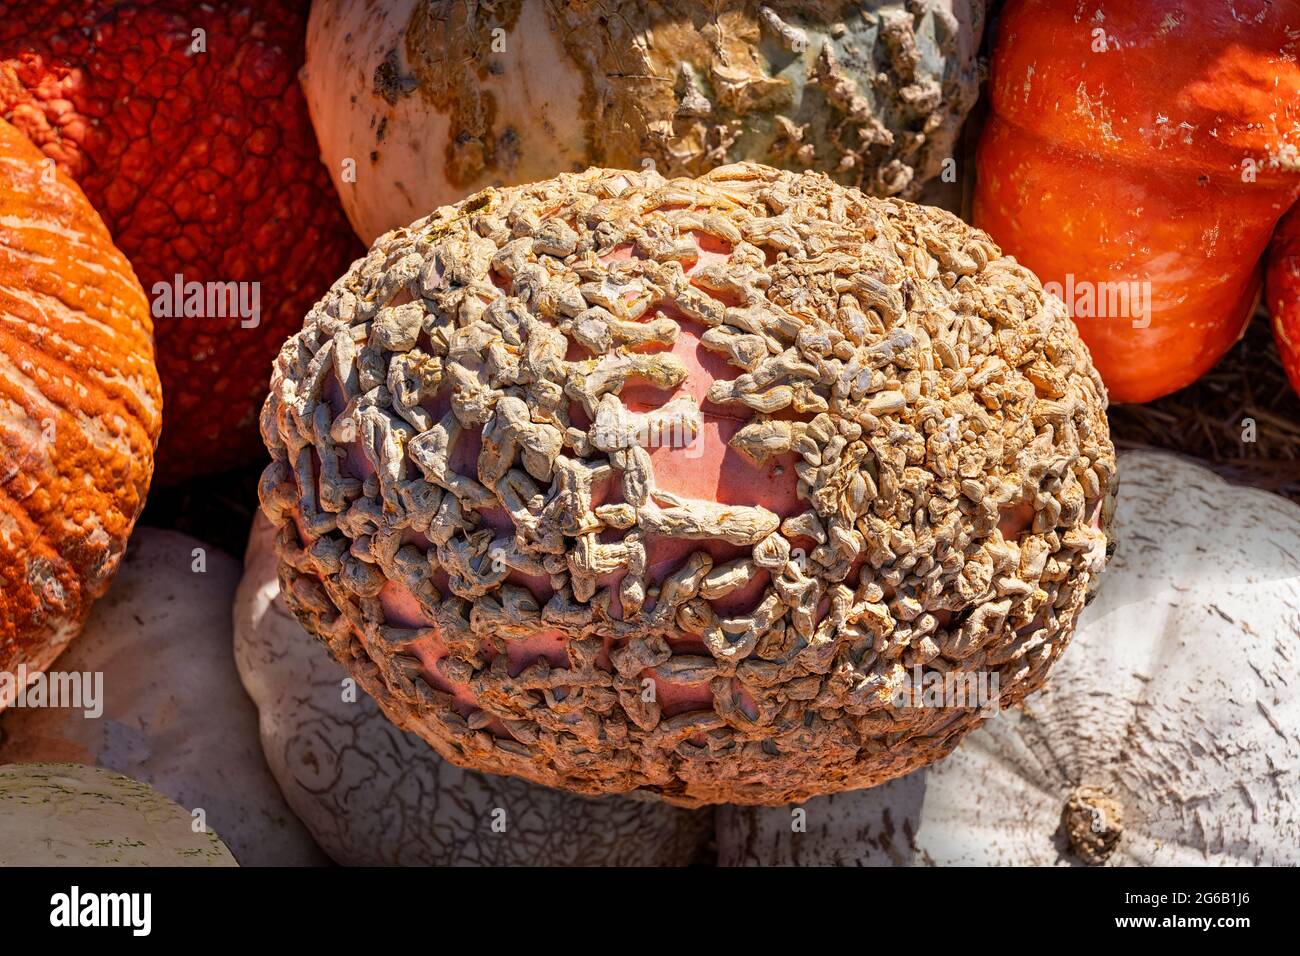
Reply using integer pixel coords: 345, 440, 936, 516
261, 163, 1116, 806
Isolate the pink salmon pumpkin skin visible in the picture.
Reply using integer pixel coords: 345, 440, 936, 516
259, 162, 1116, 806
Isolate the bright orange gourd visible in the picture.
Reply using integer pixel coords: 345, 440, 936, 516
974, 0, 1300, 403
0, 118, 161, 706
1266, 208, 1300, 397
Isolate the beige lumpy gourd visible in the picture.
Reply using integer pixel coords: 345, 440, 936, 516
260, 162, 1115, 806
304, 0, 985, 242
0, 764, 236, 866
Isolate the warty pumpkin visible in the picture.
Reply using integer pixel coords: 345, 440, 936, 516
0, 118, 161, 711
304, 0, 985, 244
974, 0, 1300, 403
719, 451, 1300, 865
259, 162, 1116, 806
235, 513, 710, 866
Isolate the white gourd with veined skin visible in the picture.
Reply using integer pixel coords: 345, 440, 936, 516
719, 450, 1300, 866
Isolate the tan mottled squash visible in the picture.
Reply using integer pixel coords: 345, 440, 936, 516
305, 0, 985, 243
0, 764, 236, 866
0, 118, 161, 705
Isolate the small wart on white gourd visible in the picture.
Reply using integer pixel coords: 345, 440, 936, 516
260, 162, 1115, 806
1062, 785, 1124, 866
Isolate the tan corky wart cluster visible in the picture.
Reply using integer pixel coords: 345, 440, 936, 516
402, 0, 982, 200
260, 162, 1116, 806
1063, 784, 1125, 866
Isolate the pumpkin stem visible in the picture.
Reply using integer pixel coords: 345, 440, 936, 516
1062, 785, 1124, 865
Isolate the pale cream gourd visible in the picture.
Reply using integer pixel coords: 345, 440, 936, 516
0, 529, 327, 867
718, 451, 1300, 865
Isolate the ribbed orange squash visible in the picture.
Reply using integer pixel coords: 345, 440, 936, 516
0, 118, 161, 706
974, 0, 1300, 403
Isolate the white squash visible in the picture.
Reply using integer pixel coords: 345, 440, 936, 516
0, 529, 327, 867
718, 450, 1300, 865
0, 764, 236, 866
235, 514, 711, 865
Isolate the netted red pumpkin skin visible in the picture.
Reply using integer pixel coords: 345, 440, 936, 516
261, 163, 1116, 807
0, 118, 161, 707
0, 0, 362, 482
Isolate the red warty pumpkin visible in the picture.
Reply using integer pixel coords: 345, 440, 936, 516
974, 0, 1300, 403
0, 117, 161, 707
0, 0, 361, 481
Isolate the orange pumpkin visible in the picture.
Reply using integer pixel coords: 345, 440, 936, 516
1266, 208, 1300, 397
0, 118, 161, 706
974, 0, 1300, 403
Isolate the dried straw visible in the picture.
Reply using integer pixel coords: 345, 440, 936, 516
1108, 307, 1300, 503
